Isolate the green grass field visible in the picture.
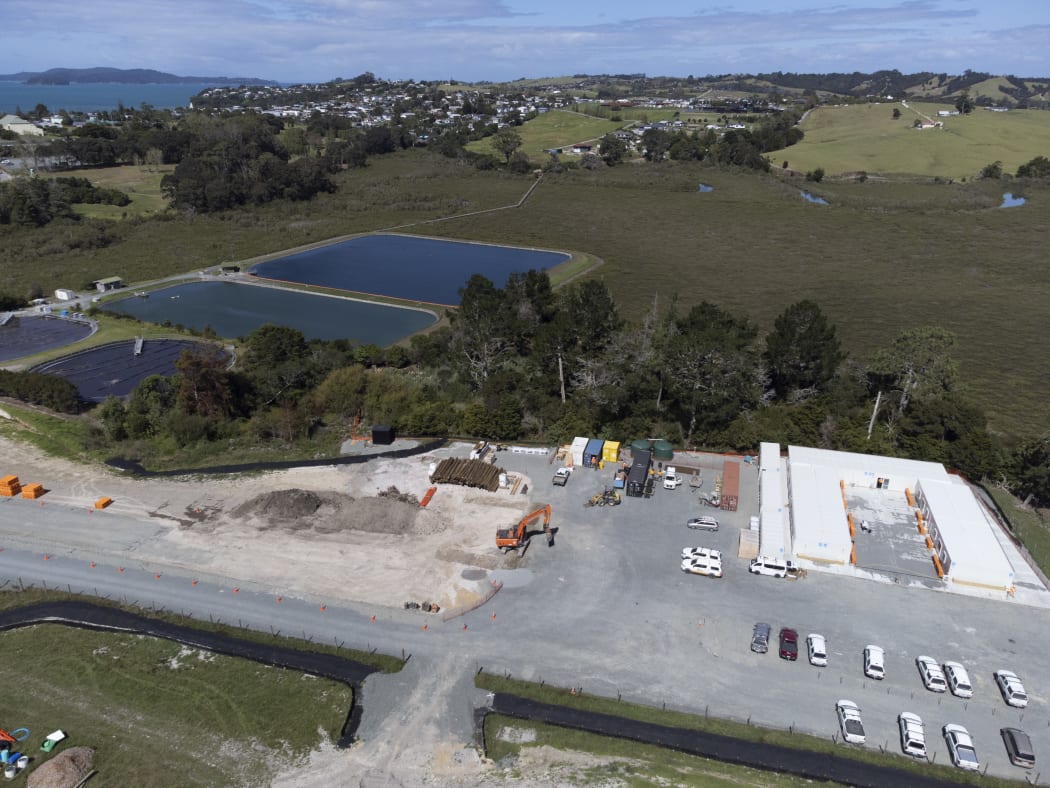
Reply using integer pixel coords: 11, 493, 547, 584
772, 102, 1050, 178
66, 164, 173, 218
466, 109, 623, 159
0, 623, 353, 786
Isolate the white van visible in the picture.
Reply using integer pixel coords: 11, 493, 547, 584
748, 556, 798, 578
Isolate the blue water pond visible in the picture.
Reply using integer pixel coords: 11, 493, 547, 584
800, 191, 829, 205
1000, 193, 1026, 208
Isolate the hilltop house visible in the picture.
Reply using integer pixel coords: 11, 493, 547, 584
0, 114, 44, 136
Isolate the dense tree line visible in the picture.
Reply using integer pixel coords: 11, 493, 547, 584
0, 370, 80, 413
0, 176, 130, 227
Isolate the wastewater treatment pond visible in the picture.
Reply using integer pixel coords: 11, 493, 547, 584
250, 234, 571, 306
102, 282, 437, 344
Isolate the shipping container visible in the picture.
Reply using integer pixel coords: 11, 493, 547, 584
626, 449, 652, 497
601, 440, 621, 463
570, 436, 589, 468
583, 438, 605, 469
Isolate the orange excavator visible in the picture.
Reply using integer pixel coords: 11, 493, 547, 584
496, 504, 553, 552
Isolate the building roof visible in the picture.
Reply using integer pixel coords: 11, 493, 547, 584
94, 276, 122, 285
917, 477, 1014, 589
788, 459, 853, 563
759, 442, 790, 558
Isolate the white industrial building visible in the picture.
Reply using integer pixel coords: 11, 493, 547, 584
758, 444, 1015, 591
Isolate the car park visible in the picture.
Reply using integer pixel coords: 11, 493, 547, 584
687, 516, 719, 531
751, 622, 770, 654
898, 712, 927, 759
943, 661, 973, 698
916, 655, 947, 692
778, 628, 798, 661
1000, 727, 1035, 768
836, 700, 865, 744
944, 724, 980, 771
863, 645, 885, 680
681, 546, 722, 561
680, 556, 723, 577
994, 670, 1029, 708
806, 633, 827, 667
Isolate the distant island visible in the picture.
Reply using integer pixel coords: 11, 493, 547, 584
0, 67, 276, 86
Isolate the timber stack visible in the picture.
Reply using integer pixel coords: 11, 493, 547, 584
431, 458, 504, 492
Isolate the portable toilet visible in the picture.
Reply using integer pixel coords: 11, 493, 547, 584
569, 436, 588, 468
602, 440, 621, 464
583, 438, 605, 469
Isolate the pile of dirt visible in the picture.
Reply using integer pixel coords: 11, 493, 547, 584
233, 489, 326, 521
229, 488, 442, 537
27, 747, 94, 788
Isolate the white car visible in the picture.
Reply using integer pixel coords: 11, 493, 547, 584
898, 712, 927, 759
836, 700, 865, 744
748, 555, 798, 577
994, 669, 1029, 708
943, 661, 973, 698
680, 557, 723, 577
681, 546, 722, 561
807, 634, 828, 667
687, 516, 719, 531
916, 655, 947, 693
944, 724, 980, 771
864, 645, 885, 680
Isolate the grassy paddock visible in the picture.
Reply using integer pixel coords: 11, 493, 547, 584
986, 488, 1050, 572
67, 164, 173, 217
0, 622, 351, 786
775, 102, 1050, 178
476, 674, 1018, 787
467, 110, 623, 159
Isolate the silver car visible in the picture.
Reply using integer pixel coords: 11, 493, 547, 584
751, 622, 771, 653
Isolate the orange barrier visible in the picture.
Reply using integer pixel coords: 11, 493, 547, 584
94, 496, 113, 509
905, 487, 914, 507
915, 509, 925, 534
847, 512, 855, 538
925, 535, 934, 550
419, 486, 437, 508
931, 554, 945, 579
850, 545, 857, 565
20, 483, 45, 499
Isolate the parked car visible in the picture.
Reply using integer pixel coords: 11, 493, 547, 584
1000, 727, 1035, 768
751, 622, 771, 654
680, 556, 723, 577
687, 516, 719, 531
944, 724, 980, 771
681, 546, 722, 561
807, 633, 828, 667
836, 700, 865, 744
552, 467, 572, 486
995, 670, 1029, 708
898, 712, 927, 759
916, 656, 947, 692
864, 645, 885, 680
778, 628, 799, 661
943, 661, 973, 698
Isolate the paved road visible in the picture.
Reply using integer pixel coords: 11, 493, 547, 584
1, 451, 1047, 782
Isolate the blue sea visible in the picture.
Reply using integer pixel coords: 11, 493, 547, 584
0, 82, 220, 114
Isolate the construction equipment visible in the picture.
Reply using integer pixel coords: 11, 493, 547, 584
496, 504, 553, 551
585, 488, 621, 507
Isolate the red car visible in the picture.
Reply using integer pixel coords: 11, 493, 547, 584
779, 628, 799, 661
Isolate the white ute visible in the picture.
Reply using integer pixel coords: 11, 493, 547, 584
663, 467, 684, 489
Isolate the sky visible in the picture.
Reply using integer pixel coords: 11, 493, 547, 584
2, 0, 1048, 84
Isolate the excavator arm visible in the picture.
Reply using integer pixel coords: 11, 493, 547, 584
496, 504, 552, 551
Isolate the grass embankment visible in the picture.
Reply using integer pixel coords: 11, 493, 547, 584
0, 586, 406, 786
773, 102, 1050, 178
987, 488, 1050, 572
477, 674, 1023, 788
485, 714, 811, 786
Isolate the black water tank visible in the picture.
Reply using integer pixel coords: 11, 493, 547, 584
372, 425, 395, 445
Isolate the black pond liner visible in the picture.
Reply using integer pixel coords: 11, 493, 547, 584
106, 438, 447, 477
0, 315, 93, 363
31, 339, 224, 402
0, 600, 379, 747
489, 693, 963, 788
